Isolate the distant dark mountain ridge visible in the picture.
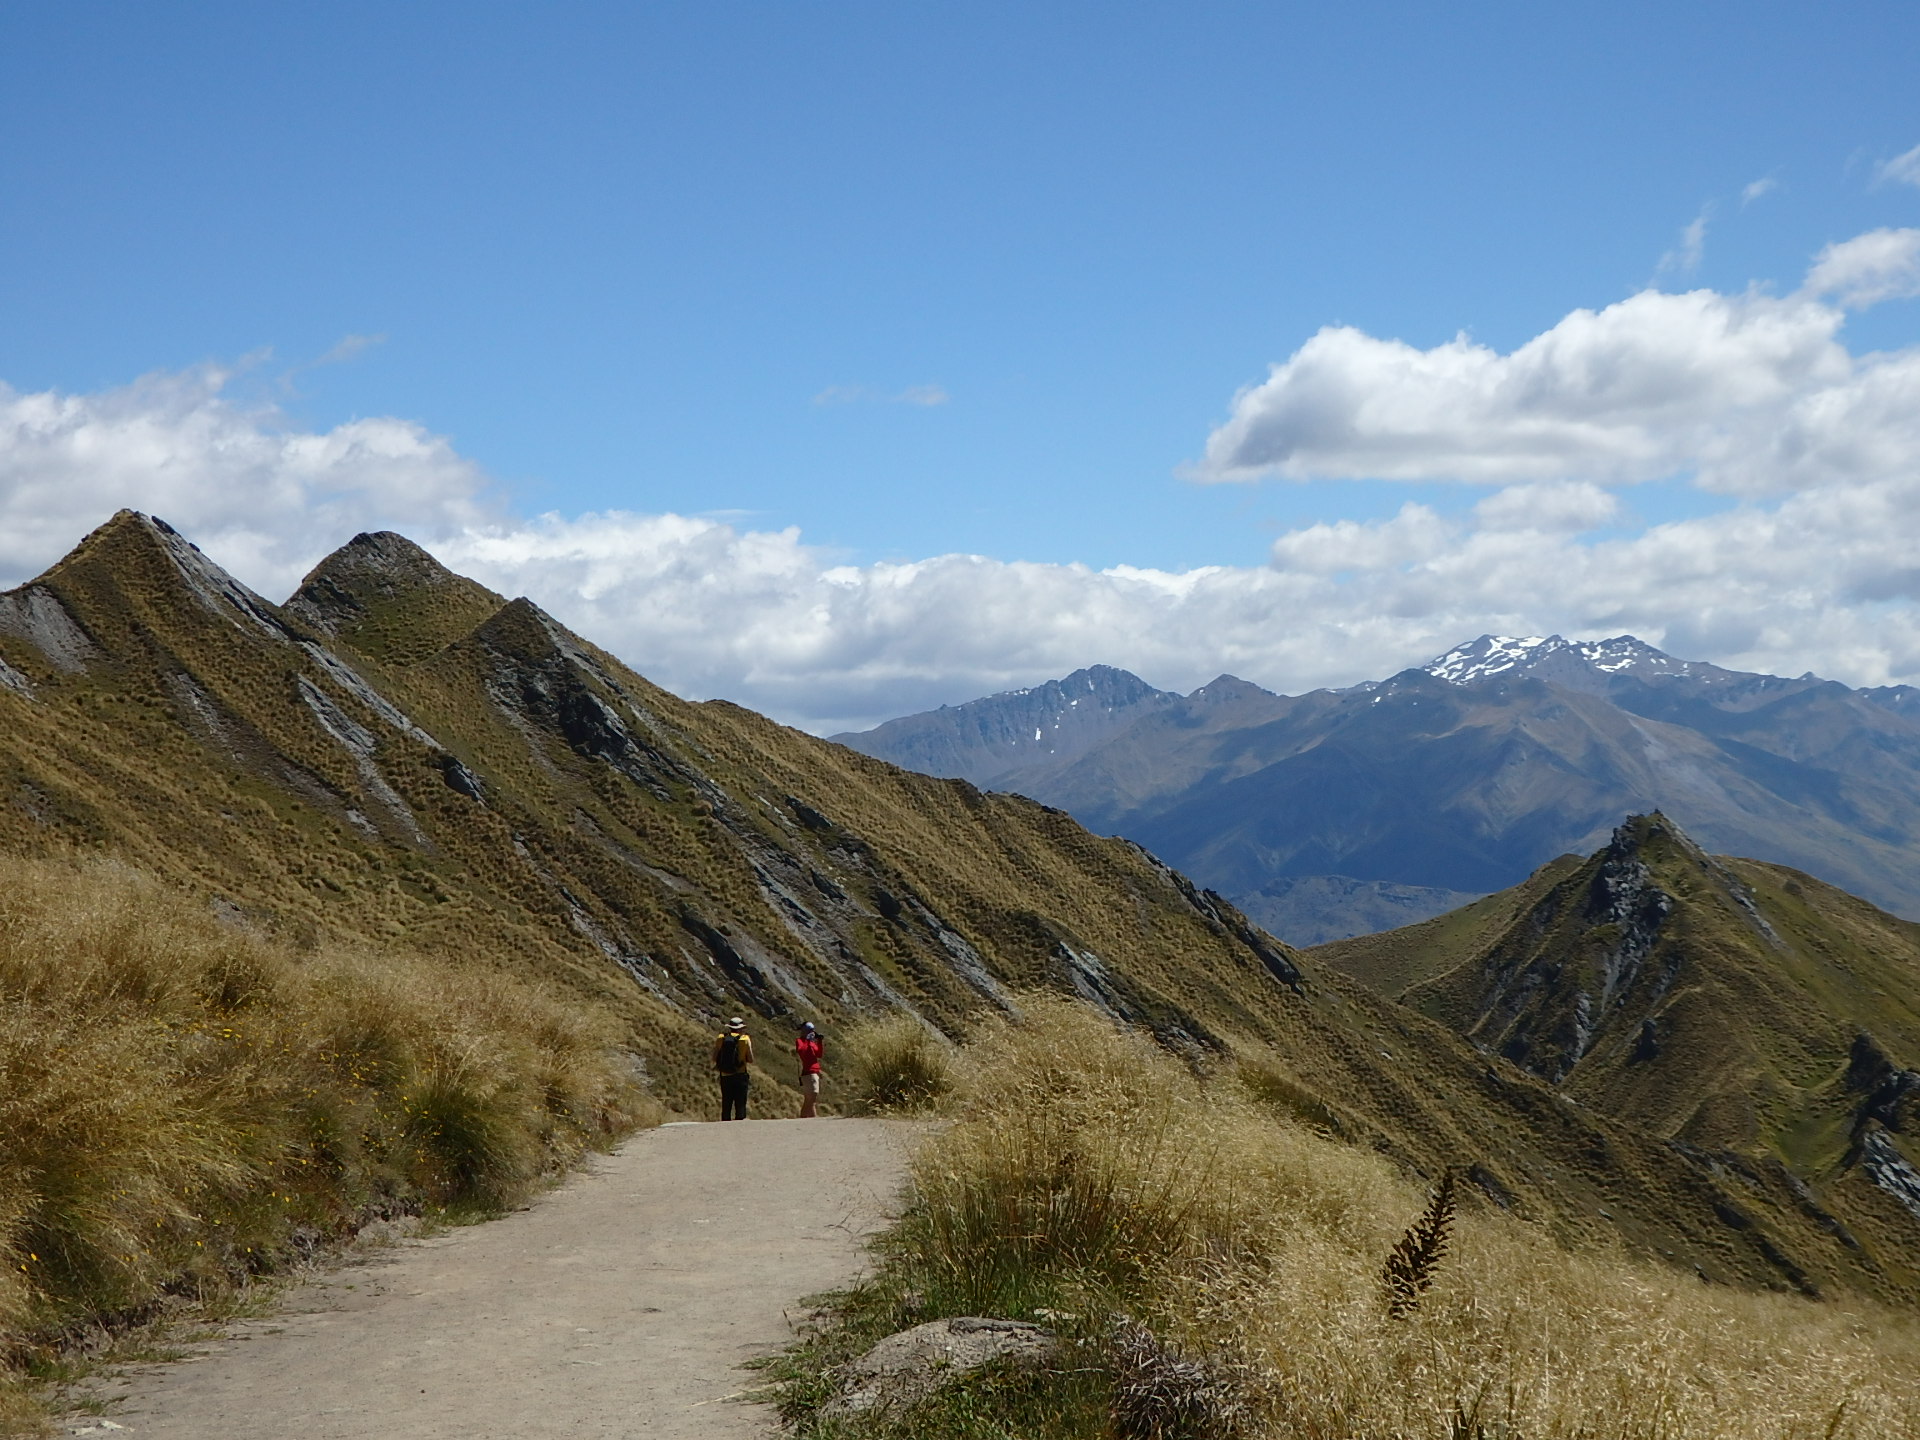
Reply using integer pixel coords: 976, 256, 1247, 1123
830, 664, 1183, 785
834, 634, 1920, 940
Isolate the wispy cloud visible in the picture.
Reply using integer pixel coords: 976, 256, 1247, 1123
1741, 176, 1778, 205
316, 333, 386, 366
810, 384, 873, 405
811, 382, 950, 407
1657, 205, 1713, 277
1876, 142, 1920, 189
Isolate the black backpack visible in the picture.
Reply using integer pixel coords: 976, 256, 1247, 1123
716, 1031, 743, 1072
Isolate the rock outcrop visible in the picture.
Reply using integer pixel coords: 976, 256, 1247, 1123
822, 1318, 1058, 1420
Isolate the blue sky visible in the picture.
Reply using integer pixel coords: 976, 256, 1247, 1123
5, 2, 1920, 728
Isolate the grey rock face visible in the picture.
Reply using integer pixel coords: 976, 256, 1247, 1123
0, 654, 33, 698
822, 1317, 1058, 1420
0, 584, 99, 673
1858, 1130, 1920, 1224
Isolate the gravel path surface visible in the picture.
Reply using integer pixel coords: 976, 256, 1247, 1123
84, 1118, 913, 1440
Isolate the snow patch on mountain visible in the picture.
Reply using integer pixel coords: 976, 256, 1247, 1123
1424, 634, 1702, 686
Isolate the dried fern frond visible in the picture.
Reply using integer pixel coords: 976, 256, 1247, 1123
1383, 1168, 1458, 1319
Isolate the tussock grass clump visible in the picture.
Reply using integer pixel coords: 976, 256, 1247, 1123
0, 853, 653, 1419
838, 1014, 954, 1114
802, 998, 1920, 1440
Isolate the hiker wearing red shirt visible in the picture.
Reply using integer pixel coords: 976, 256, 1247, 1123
795, 1021, 824, 1118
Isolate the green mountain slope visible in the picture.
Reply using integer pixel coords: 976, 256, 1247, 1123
3, 514, 1918, 1303
0, 514, 1306, 1108
1315, 814, 1920, 1271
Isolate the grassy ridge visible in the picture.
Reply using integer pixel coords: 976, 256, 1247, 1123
0, 853, 654, 1428
1316, 816, 1920, 1188
0, 513, 1342, 1113
780, 1000, 1920, 1440
6, 515, 1917, 1297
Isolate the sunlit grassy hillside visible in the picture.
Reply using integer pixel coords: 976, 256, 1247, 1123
0, 852, 652, 1430
781, 1001, 1920, 1440
4, 513, 1918, 1301
1315, 815, 1920, 1248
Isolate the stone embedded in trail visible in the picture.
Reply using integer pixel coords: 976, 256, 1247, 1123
823, 1317, 1059, 1419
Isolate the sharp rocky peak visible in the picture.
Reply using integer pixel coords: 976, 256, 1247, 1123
1604, 810, 1703, 864
462, 596, 621, 686
49, 509, 294, 643
286, 530, 506, 661
1188, 674, 1275, 704
468, 594, 563, 649
294, 531, 467, 597
1018, 664, 1163, 701
1600, 811, 1781, 945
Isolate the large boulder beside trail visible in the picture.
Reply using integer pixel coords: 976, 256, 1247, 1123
821, 1316, 1058, 1419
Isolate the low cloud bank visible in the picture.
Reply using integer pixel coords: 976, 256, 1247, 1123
6, 231, 1920, 732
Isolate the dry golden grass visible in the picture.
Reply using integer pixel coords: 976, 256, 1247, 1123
895, 999, 1920, 1440
0, 852, 655, 1426
837, 1014, 955, 1114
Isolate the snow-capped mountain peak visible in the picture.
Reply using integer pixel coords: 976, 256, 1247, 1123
1423, 635, 1569, 683
1423, 634, 1690, 686
1569, 635, 1690, 675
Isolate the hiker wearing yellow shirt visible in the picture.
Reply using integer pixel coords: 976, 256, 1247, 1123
714, 1017, 753, 1120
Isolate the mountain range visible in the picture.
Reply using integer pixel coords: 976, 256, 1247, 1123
3, 513, 1918, 1303
833, 636, 1920, 943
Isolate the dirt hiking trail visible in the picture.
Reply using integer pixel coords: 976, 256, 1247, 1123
86, 1118, 915, 1440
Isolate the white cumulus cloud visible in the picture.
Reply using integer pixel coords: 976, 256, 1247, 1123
0, 366, 496, 599
7, 228, 1920, 733
1193, 231, 1920, 496
1269, 504, 1455, 575
1192, 288, 1850, 488
1473, 479, 1619, 533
